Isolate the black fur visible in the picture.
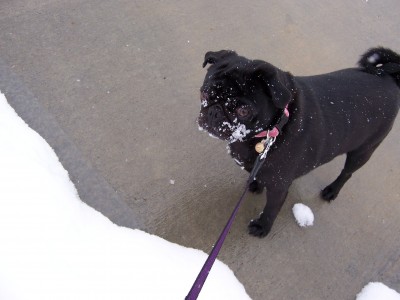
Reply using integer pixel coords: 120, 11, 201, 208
198, 47, 400, 237
359, 47, 400, 86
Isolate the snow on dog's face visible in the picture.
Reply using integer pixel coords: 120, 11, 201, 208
197, 50, 293, 144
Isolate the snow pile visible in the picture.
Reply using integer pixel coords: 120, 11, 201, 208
292, 203, 314, 227
0, 92, 250, 300
356, 282, 400, 300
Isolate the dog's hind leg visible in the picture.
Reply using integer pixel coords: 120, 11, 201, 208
321, 144, 380, 201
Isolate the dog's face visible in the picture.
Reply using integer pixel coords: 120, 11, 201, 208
197, 50, 293, 143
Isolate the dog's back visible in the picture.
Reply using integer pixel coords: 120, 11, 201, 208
282, 47, 400, 178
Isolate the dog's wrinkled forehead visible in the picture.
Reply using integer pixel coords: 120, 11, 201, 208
200, 81, 239, 109
201, 51, 252, 108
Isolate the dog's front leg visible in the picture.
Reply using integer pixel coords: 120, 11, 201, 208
248, 186, 289, 237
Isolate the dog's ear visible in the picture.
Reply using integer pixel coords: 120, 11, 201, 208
253, 62, 293, 109
203, 50, 237, 68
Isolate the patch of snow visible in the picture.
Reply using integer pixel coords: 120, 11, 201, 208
230, 124, 250, 142
226, 145, 231, 154
0, 92, 251, 300
234, 158, 243, 166
208, 133, 218, 139
356, 282, 400, 300
221, 122, 250, 143
367, 53, 379, 64
292, 203, 314, 227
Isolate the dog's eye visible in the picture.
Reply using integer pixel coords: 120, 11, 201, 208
236, 106, 251, 119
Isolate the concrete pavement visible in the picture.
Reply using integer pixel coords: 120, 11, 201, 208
1, 1, 399, 299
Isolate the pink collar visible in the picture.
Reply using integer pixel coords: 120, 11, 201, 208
254, 106, 290, 138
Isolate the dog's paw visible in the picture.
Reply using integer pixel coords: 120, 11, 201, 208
321, 186, 338, 202
248, 219, 270, 238
248, 180, 264, 194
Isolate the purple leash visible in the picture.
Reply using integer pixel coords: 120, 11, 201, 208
185, 136, 276, 300
185, 182, 250, 300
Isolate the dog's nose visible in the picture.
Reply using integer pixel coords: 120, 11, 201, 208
207, 104, 224, 126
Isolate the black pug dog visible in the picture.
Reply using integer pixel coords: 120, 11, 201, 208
197, 47, 400, 238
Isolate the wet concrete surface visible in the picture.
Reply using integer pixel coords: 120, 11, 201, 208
1, 1, 399, 299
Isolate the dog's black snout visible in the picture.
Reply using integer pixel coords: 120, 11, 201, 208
207, 104, 224, 126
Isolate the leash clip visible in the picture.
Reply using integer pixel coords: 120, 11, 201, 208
260, 136, 276, 159
255, 136, 276, 157
249, 136, 276, 181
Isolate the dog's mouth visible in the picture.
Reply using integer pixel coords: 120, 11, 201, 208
197, 112, 254, 143
224, 122, 252, 143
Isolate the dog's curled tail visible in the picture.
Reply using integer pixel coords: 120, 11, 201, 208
359, 47, 400, 88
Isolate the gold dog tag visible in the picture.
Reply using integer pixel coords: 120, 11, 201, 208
255, 141, 265, 153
